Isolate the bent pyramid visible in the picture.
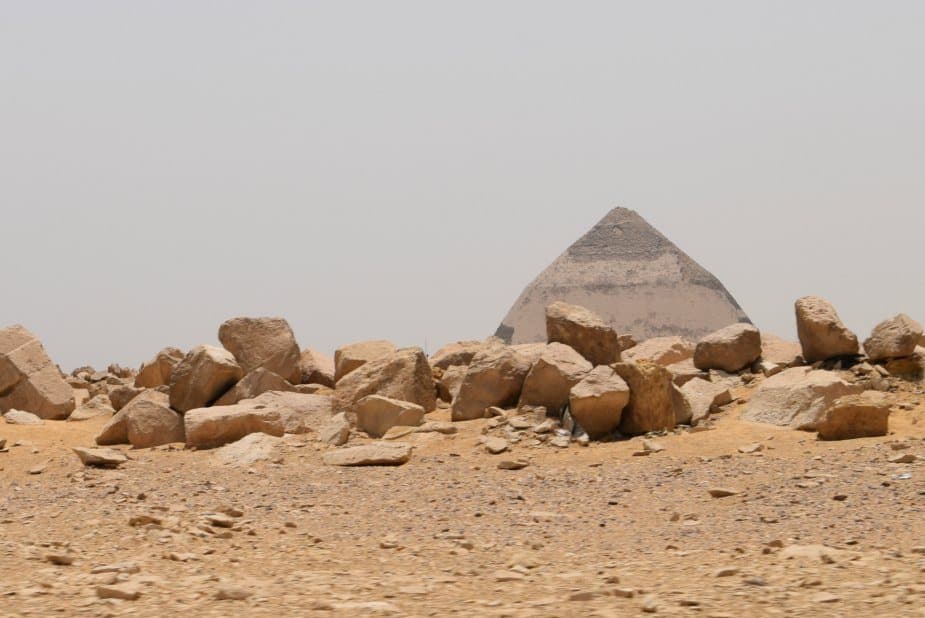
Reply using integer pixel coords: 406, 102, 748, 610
495, 207, 750, 344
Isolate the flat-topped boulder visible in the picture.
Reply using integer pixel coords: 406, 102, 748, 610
430, 340, 485, 370
622, 336, 694, 367
184, 401, 285, 449
816, 392, 891, 440
693, 323, 762, 373
568, 366, 630, 438
334, 340, 396, 383
742, 367, 864, 430
451, 343, 531, 421
353, 395, 425, 438
213, 368, 295, 406
545, 302, 620, 366
612, 361, 676, 435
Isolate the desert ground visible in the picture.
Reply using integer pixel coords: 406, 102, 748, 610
2, 376, 923, 618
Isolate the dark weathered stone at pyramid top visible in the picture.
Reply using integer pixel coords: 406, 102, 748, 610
496, 207, 750, 344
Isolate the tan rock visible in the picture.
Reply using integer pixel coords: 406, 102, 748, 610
863, 314, 924, 362
568, 365, 630, 438
353, 395, 425, 438
795, 296, 859, 363
519, 343, 592, 412
693, 323, 761, 373
318, 412, 350, 446
299, 348, 335, 387
613, 361, 676, 434
333, 348, 435, 414
742, 367, 865, 429
215, 432, 283, 466
68, 394, 114, 421
213, 368, 295, 406
437, 365, 467, 403
545, 302, 620, 366
125, 396, 184, 449
618, 334, 637, 353
109, 385, 146, 412
679, 378, 732, 425
510, 342, 547, 366
218, 316, 301, 384
451, 343, 531, 421
322, 442, 412, 466
760, 333, 802, 367
430, 340, 484, 370
134, 347, 183, 388
169, 345, 244, 413
334, 340, 396, 383
623, 336, 694, 366
665, 358, 708, 386
4, 409, 43, 425
816, 391, 891, 440
96, 390, 168, 446
184, 401, 285, 449
246, 390, 334, 435
0, 325, 75, 419
72, 447, 127, 468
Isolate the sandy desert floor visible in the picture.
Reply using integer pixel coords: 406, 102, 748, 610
2, 380, 924, 618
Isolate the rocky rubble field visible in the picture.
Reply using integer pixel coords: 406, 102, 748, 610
1, 298, 924, 617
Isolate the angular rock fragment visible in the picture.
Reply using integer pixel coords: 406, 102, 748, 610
795, 296, 859, 363
322, 442, 412, 466
169, 345, 244, 413
742, 367, 864, 429
72, 446, 128, 468
134, 347, 184, 388
519, 343, 592, 411
299, 348, 335, 387
545, 302, 620, 366
693, 323, 762, 373
96, 390, 169, 446
353, 395, 425, 438
816, 392, 891, 440
863, 314, 923, 362
333, 348, 435, 414
568, 366, 630, 438
68, 394, 115, 421
451, 343, 531, 421
430, 340, 484, 370
623, 336, 695, 367
184, 401, 285, 449
334, 340, 396, 383
612, 361, 676, 434
218, 316, 302, 384
213, 368, 295, 406
125, 396, 185, 449
0, 325, 75, 419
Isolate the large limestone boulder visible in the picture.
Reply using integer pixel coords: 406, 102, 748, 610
299, 348, 335, 387
169, 345, 244, 413
665, 358, 708, 387
568, 365, 630, 438
693, 324, 761, 373
437, 365, 467, 403
125, 395, 184, 448
353, 395, 425, 438
322, 442, 412, 466
134, 347, 184, 388
451, 344, 532, 421
863, 314, 924, 362
332, 348, 435, 414
545, 302, 620, 366
215, 432, 283, 467
430, 341, 484, 370
519, 343, 592, 411
795, 296, 859, 363
760, 334, 802, 368
612, 361, 676, 434
184, 402, 286, 449
96, 390, 170, 446
68, 394, 115, 421
218, 317, 301, 384
678, 378, 732, 426
816, 392, 891, 440
0, 325, 75, 419
213, 368, 295, 406
109, 385, 146, 412
741, 367, 864, 429
622, 336, 694, 367
334, 340, 396, 383
248, 390, 334, 435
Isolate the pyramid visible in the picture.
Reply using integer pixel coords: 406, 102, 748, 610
495, 207, 750, 344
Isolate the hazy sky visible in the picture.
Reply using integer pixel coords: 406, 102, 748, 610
2, 1, 923, 370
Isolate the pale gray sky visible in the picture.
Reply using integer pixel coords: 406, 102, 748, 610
2, 1, 923, 370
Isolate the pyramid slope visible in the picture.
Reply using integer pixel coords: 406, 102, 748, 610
495, 207, 750, 344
